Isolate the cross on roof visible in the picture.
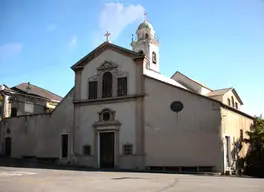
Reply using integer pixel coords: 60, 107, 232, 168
144, 12, 147, 20
104, 31, 111, 42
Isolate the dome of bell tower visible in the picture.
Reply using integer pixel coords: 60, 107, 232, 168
136, 19, 155, 41
137, 20, 154, 31
131, 12, 160, 73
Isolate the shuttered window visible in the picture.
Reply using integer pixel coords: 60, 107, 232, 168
102, 72, 113, 98
117, 77, 127, 96
231, 96, 235, 107
88, 81, 97, 99
227, 99, 231, 106
83, 145, 91, 155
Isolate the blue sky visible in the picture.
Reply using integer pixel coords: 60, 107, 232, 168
0, 0, 263, 116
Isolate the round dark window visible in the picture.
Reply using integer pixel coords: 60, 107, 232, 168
170, 101, 184, 113
102, 112, 111, 121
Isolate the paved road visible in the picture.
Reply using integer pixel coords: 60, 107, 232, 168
0, 166, 263, 192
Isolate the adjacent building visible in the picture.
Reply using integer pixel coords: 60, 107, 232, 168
0, 83, 62, 120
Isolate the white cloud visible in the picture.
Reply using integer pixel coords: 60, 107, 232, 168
46, 24, 57, 31
0, 43, 23, 59
68, 36, 77, 49
94, 2, 144, 46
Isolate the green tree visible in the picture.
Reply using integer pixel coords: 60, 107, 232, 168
244, 115, 264, 177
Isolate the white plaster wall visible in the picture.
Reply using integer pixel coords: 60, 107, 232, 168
0, 89, 74, 158
80, 50, 137, 100
39, 89, 74, 158
144, 77, 223, 172
75, 48, 142, 167
131, 42, 146, 54
0, 114, 50, 157
74, 101, 136, 156
131, 40, 159, 72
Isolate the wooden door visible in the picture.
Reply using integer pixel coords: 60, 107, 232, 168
5, 137, 11, 157
100, 132, 115, 168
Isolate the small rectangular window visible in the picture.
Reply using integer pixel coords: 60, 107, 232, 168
83, 145, 91, 155
25, 102, 34, 113
123, 144, 133, 155
240, 129, 244, 140
11, 107, 17, 117
117, 77, 127, 96
61, 134, 68, 158
227, 99, 230, 106
235, 102, 238, 109
88, 81, 97, 99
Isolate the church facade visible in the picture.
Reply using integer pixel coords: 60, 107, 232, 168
0, 19, 254, 174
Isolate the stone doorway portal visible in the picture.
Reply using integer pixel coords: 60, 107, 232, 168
99, 132, 115, 168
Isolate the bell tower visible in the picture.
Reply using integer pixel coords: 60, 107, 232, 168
131, 13, 160, 72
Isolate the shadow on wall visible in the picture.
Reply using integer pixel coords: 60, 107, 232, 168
230, 139, 244, 175
243, 119, 264, 178
232, 119, 264, 178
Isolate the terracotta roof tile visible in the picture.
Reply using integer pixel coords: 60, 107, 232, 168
206, 88, 233, 97
12, 83, 62, 102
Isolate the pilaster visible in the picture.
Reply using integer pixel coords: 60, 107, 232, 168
74, 68, 83, 101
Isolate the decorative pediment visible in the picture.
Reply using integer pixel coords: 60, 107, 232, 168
96, 108, 117, 123
97, 61, 118, 71
115, 70, 129, 77
93, 108, 121, 128
88, 62, 128, 81
98, 108, 116, 116
88, 73, 101, 81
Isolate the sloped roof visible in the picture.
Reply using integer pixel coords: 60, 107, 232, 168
71, 42, 142, 71
231, 88, 243, 105
171, 71, 212, 91
146, 75, 253, 119
144, 69, 188, 90
206, 87, 243, 105
206, 88, 233, 97
0, 84, 12, 92
12, 83, 62, 102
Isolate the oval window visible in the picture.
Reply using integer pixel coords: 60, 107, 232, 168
170, 101, 184, 113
